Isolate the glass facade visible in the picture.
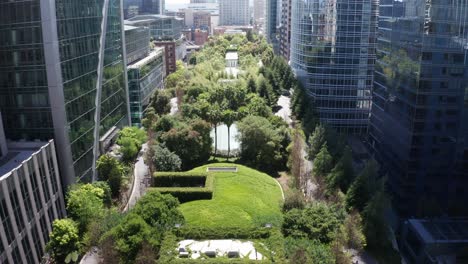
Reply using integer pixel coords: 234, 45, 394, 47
126, 15, 184, 41
370, 0, 468, 216
290, 0, 378, 134
219, 0, 250, 26
128, 48, 165, 127
0, 0, 54, 141
125, 25, 151, 64
141, 0, 165, 15
0, 0, 129, 184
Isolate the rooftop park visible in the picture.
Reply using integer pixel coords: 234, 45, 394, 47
45, 32, 399, 263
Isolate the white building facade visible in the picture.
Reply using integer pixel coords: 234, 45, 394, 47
219, 0, 250, 26
0, 140, 65, 263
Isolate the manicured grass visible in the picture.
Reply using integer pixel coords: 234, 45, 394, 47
179, 163, 283, 229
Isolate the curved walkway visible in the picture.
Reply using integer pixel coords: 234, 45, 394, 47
123, 143, 149, 212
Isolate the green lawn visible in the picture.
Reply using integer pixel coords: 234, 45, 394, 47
179, 163, 283, 229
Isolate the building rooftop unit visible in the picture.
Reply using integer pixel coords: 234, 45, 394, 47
0, 141, 51, 179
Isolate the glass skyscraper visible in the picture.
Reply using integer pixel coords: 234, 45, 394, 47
290, 0, 378, 134
370, 0, 468, 216
0, 0, 130, 186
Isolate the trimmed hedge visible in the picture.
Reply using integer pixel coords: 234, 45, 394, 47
151, 172, 214, 203
153, 172, 208, 187
149, 187, 212, 203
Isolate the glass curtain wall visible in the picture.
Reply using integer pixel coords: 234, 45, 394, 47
370, 0, 468, 216
290, 0, 378, 134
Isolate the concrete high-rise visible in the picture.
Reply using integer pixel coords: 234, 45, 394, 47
0, 0, 130, 186
290, 0, 378, 134
219, 0, 250, 26
370, 0, 468, 217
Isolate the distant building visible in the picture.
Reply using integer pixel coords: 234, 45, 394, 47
219, 0, 250, 26
193, 29, 209, 45
225, 52, 239, 68
125, 25, 151, 65
141, 0, 165, 15
127, 48, 166, 127
124, 5, 139, 19
254, 0, 266, 31
266, 0, 281, 52
400, 219, 468, 263
154, 40, 187, 74
193, 11, 212, 32
0, 115, 65, 263
125, 15, 184, 41
187, 3, 219, 15
279, 0, 291, 60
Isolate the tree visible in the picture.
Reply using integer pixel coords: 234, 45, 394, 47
221, 109, 237, 159
237, 116, 285, 172
312, 143, 333, 178
92, 181, 112, 206
118, 127, 147, 147
207, 103, 222, 157
150, 90, 171, 116
326, 147, 354, 194
362, 191, 390, 251
119, 137, 139, 162
96, 155, 125, 198
160, 119, 212, 170
285, 238, 334, 264
132, 191, 184, 231
282, 203, 341, 243
66, 184, 105, 232
107, 213, 155, 264
308, 125, 326, 160
247, 77, 257, 93
152, 144, 182, 172
343, 211, 366, 251
345, 160, 380, 211
47, 219, 81, 264
288, 129, 305, 189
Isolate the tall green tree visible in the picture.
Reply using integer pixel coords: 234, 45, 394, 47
362, 191, 390, 251
237, 115, 285, 172
152, 144, 182, 172
308, 125, 326, 160
312, 143, 333, 178
326, 146, 354, 193
47, 219, 81, 264
221, 109, 237, 159
150, 90, 171, 116
66, 184, 105, 233
96, 154, 125, 198
207, 103, 223, 157
345, 160, 380, 211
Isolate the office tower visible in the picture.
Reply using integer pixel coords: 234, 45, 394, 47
266, 0, 281, 52
193, 11, 212, 31
254, 0, 266, 26
279, 0, 291, 60
125, 25, 166, 126
370, 0, 468, 216
290, 0, 378, 134
0, 112, 66, 263
219, 0, 250, 26
0, 0, 130, 185
142, 0, 165, 14
126, 15, 186, 75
